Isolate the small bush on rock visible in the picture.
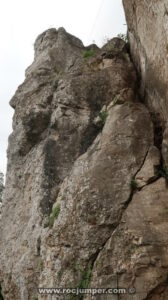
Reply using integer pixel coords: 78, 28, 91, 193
130, 179, 138, 190
99, 111, 108, 125
49, 204, 61, 228
83, 49, 95, 59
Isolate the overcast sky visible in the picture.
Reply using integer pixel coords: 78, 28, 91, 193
0, 0, 126, 175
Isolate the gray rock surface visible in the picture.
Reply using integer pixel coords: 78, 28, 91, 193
123, 0, 168, 123
86, 179, 168, 300
0, 20, 168, 300
135, 146, 160, 188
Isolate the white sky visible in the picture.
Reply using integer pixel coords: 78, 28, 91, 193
0, 0, 126, 175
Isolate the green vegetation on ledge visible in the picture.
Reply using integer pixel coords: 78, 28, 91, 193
130, 179, 138, 191
155, 165, 168, 182
99, 111, 108, 125
49, 204, 61, 228
83, 49, 95, 59
69, 262, 92, 299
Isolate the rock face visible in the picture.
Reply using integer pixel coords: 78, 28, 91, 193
123, 0, 168, 123
87, 178, 168, 300
1, 21, 168, 300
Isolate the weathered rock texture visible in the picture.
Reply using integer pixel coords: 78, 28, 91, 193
0, 13, 168, 300
123, 0, 168, 123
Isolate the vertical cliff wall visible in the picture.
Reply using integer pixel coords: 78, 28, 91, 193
123, 0, 168, 122
122, 1, 168, 177
0, 5, 168, 300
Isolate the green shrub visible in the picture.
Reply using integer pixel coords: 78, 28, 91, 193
99, 111, 108, 125
49, 204, 61, 228
78, 263, 92, 290
155, 165, 168, 181
130, 179, 138, 190
83, 49, 95, 59
68, 263, 92, 299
